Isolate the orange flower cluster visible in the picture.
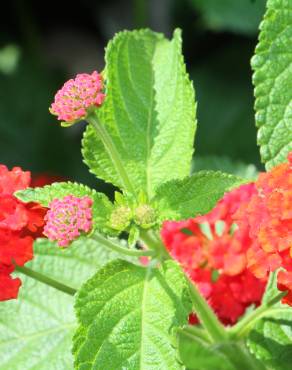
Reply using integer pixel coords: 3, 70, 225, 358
235, 153, 292, 305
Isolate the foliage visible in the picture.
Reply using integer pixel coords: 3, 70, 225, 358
74, 260, 191, 369
1, 0, 292, 369
0, 238, 120, 370
252, 0, 292, 169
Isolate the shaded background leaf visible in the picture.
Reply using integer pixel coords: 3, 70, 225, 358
0, 237, 122, 370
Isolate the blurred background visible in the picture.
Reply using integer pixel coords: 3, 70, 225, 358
0, 0, 266, 190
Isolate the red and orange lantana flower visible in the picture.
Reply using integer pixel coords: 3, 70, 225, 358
161, 183, 266, 325
0, 166, 46, 301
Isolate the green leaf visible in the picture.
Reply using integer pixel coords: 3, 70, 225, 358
16, 182, 114, 233
73, 259, 191, 370
262, 270, 283, 306
154, 171, 243, 221
247, 310, 292, 370
0, 237, 120, 370
252, 0, 292, 169
189, 0, 266, 35
82, 29, 196, 198
192, 155, 258, 180
178, 329, 235, 370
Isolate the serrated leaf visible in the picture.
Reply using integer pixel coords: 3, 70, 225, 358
247, 310, 292, 370
154, 171, 243, 221
73, 259, 191, 370
0, 237, 121, 370
252, 0, 292, 169
16, 182, 114, 233
82, 28, 196, 198
178, 329, 235, 370
189, 0, 266, 35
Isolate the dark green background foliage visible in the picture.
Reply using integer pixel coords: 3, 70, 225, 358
0, 0, 266, 190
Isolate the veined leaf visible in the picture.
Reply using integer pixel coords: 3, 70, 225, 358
15, 182, 114, 233
247, 310, 292, 370
73, 259, 191, 370
154, 171, 243, 221
82, 29, 196, 198
252, 0, 292, 169
0, 237, 120, 370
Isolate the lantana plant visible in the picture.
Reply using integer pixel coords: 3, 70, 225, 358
1, 0, 292, 369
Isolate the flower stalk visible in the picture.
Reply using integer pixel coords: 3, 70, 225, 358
87, 113, 136, 196
15, 265, 77, 296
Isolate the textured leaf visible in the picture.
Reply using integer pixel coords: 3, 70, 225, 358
189, 0, 266, 35
247, 310, 292, 370
252, 0, 292, 169
154, 171, 243, 221
178, 330, 235, 370
73, 259, 191, 370
16, 182, 114, 233
0, 237, 120, 370
82, 29, 196, 198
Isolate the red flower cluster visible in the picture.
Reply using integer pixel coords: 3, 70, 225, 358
0, 165, 46, 301
235, 153, 292, 305
161, 183, 266, 325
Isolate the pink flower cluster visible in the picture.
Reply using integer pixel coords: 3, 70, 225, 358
50, 71, 105, 124
44, 195, 93, 247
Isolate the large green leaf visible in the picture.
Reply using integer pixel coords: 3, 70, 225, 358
73, 259, 191, 370
154, 171, 243, 221
189, 0, 266, 35
0, 237, 120, 370
16, 182, 114, 234
82, 29, 196, 198
252, 0, 292, 169
247, 310, 292, 370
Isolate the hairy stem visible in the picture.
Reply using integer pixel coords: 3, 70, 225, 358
92, 233, 156, 257
187, 279, 227, 343
180, 325, 211, 344
15, 265, 77, 296
228, 291, 287, 339
139, 229, 170, 260
87, 113, 136, 196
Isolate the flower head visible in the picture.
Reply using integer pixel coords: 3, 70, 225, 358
0, 165, 47, 301
161, 183, 266, 325
50, 71, 105, 125
44, 195, 93, 247
235, 153, 292, 305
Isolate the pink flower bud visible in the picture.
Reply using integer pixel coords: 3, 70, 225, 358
44, 195, 93, 247
50, 71, 105, 125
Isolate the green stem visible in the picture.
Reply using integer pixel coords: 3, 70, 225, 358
139, 229, 170, 259
228, 292, 287, 340
15, 265, 77, 296
181, 325, 211, 344
141, 229, 226, 342
91, 233, 155, 257
87, 113, 136, 196
187, 279, 227, 343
